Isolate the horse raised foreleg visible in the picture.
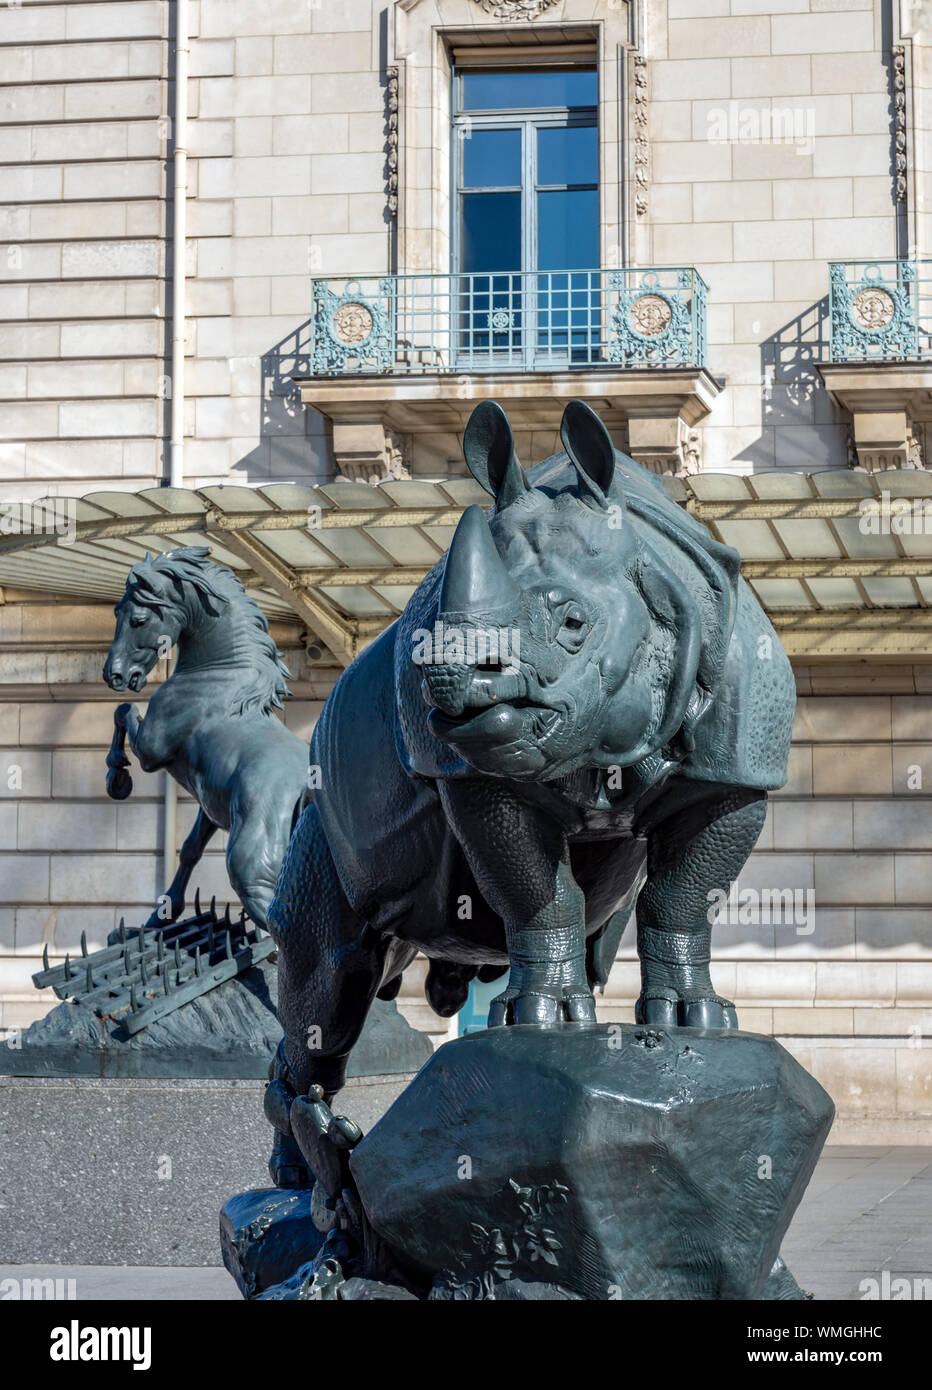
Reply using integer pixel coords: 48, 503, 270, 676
105, 701, 143, 801
144, 807, 217, 927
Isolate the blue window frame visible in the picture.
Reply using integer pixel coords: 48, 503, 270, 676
453, 67, 599, 367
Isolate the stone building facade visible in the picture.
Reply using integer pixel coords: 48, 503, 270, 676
1, 0, 931, 1139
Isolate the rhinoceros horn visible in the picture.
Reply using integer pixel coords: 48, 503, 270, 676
560, 399, 621, 512
463, 400, 528, 509
439, 504, 519, 620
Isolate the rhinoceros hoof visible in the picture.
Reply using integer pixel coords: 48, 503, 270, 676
488, 985, 597, 1028
264, 1077, 295, 1135
636, 992, 738, 1030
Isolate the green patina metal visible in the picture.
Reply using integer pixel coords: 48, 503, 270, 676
829, 257, 932, 362
31, 896, 274, 1037
309, 266, 708, 375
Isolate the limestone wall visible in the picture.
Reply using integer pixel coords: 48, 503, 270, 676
643, 0, 908, 472
3, 1, 927, 492
1, 0, 170, 497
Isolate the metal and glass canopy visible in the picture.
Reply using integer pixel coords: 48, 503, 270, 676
1, 470, 931, 662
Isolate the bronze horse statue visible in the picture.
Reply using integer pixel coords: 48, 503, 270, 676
103, 546, 308, 928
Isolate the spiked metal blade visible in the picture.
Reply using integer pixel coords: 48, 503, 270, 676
30, 896, 273, 1033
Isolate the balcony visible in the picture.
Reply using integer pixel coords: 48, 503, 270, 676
296, 267, 720, 482
309, 267, 707, 376
821, 260, 932, 470
828, 260, 932, 364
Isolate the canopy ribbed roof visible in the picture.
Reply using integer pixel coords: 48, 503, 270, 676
2, 470, 930, 661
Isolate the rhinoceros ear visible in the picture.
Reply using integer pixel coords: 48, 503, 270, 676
560, 399, 618, 510
463, 400, 528, 509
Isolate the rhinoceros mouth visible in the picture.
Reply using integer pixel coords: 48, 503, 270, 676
428, 699, 560, 748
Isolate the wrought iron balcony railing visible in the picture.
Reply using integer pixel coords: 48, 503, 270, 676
829, 259, 932, 363
310, 267, 708, 377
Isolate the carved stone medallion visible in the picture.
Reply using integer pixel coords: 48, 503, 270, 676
630, 293, 673, 337
850, 287, 896, 332
332, 301, 374, 345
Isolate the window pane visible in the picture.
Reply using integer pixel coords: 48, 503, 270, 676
537, 188, 598, 270
535, 269, 601, 360
460, 191, 521, 273
460, 69, 596, 112
538, 125, 597, 186
462, 127, 521, 189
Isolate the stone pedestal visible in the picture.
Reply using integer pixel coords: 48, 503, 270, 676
223, 1023, 834, 1300
0, 1072, 414, 1265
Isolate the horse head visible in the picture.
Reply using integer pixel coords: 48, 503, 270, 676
103, 546, 292, 716
103, 546, 227, 693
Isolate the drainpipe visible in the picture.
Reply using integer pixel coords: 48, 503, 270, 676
169, 0, 189, 490
158, 1, 187, 906
162, 774, 178, 904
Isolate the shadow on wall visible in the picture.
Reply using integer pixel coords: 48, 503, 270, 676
231, 319, 333, 484
733, 296, 850, 474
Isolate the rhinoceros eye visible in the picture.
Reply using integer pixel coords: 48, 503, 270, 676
556, 604, 588, 651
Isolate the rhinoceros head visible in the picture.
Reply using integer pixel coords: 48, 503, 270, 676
417, 399, 735, 783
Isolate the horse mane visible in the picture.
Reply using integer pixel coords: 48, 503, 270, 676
126, 546, 293, 717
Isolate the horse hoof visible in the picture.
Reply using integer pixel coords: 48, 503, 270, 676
106, 768, 133, 800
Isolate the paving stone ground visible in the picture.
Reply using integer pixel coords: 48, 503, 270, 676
781, 1145, 932, 1301
1, 1146, 929, 1301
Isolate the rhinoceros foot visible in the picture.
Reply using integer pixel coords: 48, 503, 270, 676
636, 989, 738, 1031
488, 980, 597, 1027
488, 953, 598, 1027
264, 1041, 313, 1189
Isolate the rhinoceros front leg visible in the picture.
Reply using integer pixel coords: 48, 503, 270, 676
635, 789, 768, 1030
439, 781, 594, 1027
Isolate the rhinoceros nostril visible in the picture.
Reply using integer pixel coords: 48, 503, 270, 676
463, 669, 527, 709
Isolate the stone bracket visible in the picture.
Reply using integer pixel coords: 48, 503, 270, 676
626, 412, 702, 477
330, 420, 410, 485
298, 368, 721, 480
818, 363, 932, 471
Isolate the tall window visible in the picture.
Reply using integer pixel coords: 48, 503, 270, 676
453, 67, 599, 367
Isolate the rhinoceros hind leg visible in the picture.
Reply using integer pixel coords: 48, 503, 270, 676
267, 801, 386, 1104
